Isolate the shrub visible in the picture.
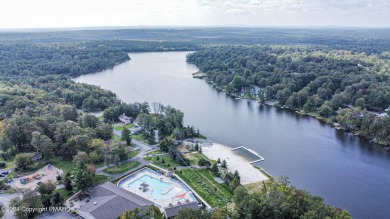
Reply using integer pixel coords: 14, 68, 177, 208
198, 158, 211, 167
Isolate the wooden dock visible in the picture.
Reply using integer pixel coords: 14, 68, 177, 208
231, 146, 265, 163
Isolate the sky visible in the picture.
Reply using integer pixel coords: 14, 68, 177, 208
0, 0, 389, 29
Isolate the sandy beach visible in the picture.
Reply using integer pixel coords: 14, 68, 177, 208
202, 142, 268, 185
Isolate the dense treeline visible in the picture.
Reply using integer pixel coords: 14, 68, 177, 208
187, 46, 390, 145
0, 76, 118, 160
0, 43, 129, 77
86, 40, 200, 52
1, 28, 390, 53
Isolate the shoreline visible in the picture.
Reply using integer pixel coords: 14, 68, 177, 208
201, 142, 269, 185
206, 81, 389, 148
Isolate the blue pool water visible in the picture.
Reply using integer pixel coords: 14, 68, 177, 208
128, 175, 180, 200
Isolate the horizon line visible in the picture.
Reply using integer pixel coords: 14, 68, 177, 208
1, 25, 390, 33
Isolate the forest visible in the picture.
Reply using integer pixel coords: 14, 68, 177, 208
187, 46, 390, 146
2, 27, 389, 217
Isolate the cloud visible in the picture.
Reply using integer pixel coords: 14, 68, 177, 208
198, 0, 390, 13
225, 8, 248, 15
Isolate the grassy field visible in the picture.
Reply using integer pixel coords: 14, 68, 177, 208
93, 174, 110, 185
0, 156, 16, 170
144, 155, 180, 171
55, 187, 75, 201
113, 123, 135, 131
103, 161, 141, 174
145, 149, 164, 157
184, 152, 213, 166
177, 168, 232, 207
54, 174, 109, 203
111, 134, 121, 141
131, 134, 146, 142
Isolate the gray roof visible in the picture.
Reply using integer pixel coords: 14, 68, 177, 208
164, 202, 199, 218
78, 182, 153, 219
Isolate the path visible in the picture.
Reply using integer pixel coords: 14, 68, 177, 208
96, 157, 150, 179
96, 129, 159, 180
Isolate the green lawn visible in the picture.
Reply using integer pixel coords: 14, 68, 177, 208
111, 135, 121, 141
95, 149, 140, 168
0, 156, 16, 170
144, 155, 180, 171
54, 174, 108, 203
145, 150, 163, 157
93, 174, 110, 185
177, 169, 232, 208
103, 161, 141, 174
113, 123, 135, 131
55, 187, 75, 202
132, 134, 146, 142
185, 152, 213, 166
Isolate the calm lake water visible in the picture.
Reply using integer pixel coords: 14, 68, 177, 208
74, 52, 390, 219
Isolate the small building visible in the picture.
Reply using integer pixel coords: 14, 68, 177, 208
166, 171, 173, 177
130, 127, 143, 135
76, 182, 153, 219
163, 202, 199, 219
118, 113, 133, 124
31, 152, 42, 161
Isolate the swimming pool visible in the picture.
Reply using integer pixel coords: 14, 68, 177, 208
128, 175, 181, 200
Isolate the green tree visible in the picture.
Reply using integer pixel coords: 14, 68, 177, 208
319, 103, 333, 117
121, 127, 131, 146
221, 159, 227, 168
232, 75, 244, 90
38, 180, 56, 197
211, 163, 219, 176
15, 153, 33, 170
113, 154, 121, 170
53, 192, 64, 206
78, 114, 99, 129
31, 132, 55, 161
194, 143, 199, 151
177, 208, 204, 219
355, 97, 366, 109
72, 160, 93, 195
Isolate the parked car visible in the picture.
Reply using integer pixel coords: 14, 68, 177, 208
0, 174, 5, 177
1, 171, 9, 175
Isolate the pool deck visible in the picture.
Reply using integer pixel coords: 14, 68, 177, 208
118, 168, 197, 208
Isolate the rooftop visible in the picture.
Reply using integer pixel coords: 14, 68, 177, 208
164, 202, 199, 218
77, 182, 153, 219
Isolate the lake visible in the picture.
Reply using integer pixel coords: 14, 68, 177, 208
74, 51, 390, 219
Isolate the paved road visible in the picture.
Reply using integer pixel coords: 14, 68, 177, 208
0, 193, 22, 219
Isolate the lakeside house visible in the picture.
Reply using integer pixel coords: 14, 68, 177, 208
118, 113, 133, 124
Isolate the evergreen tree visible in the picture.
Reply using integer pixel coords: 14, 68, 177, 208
72, 160, 93, 195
